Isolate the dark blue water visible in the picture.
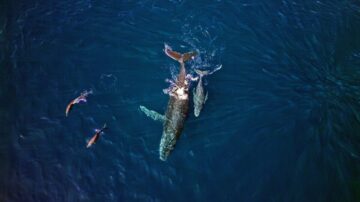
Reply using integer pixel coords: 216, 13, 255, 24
1, 0, 360, 201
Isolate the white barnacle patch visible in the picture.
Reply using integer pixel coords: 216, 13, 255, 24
165, 78, 189, 100
175, 87, 188, 100
176, 87, 184, 95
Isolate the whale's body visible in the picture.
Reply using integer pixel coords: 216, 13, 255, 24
193, 72, 207, 117
193, 65, 222, 117
160, 60, 190, 160
140, 45, 196, 161
160, 92, 189, 160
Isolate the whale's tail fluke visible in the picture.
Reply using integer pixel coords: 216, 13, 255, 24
195, 64, 223, 77
195, 69, 210, 77
182, 51, 197, 62
164, 44, 197, 63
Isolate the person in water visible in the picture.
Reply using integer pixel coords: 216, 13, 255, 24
65, 89, 93, 117
86, 123, 107, 148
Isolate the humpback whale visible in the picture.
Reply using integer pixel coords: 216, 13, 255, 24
140, 44, 197, 161
193, 65, 222, 117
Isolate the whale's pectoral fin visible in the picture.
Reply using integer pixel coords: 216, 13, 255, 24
139, 105, 165, 122
205, 92, 208, 103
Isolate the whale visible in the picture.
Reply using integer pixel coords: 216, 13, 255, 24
140, 44, 197, 161
193, 65, 222, 117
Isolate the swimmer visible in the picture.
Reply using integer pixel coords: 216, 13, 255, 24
86, 123, 107, 148
65, 90, 93, 117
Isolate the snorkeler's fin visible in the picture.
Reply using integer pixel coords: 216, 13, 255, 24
139, 105, 165, 122
164, 44, 197, 63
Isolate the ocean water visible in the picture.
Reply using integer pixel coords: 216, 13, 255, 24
1, 0, 360, 201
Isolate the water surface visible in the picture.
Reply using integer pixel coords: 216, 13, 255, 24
1, 0, 360, 201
